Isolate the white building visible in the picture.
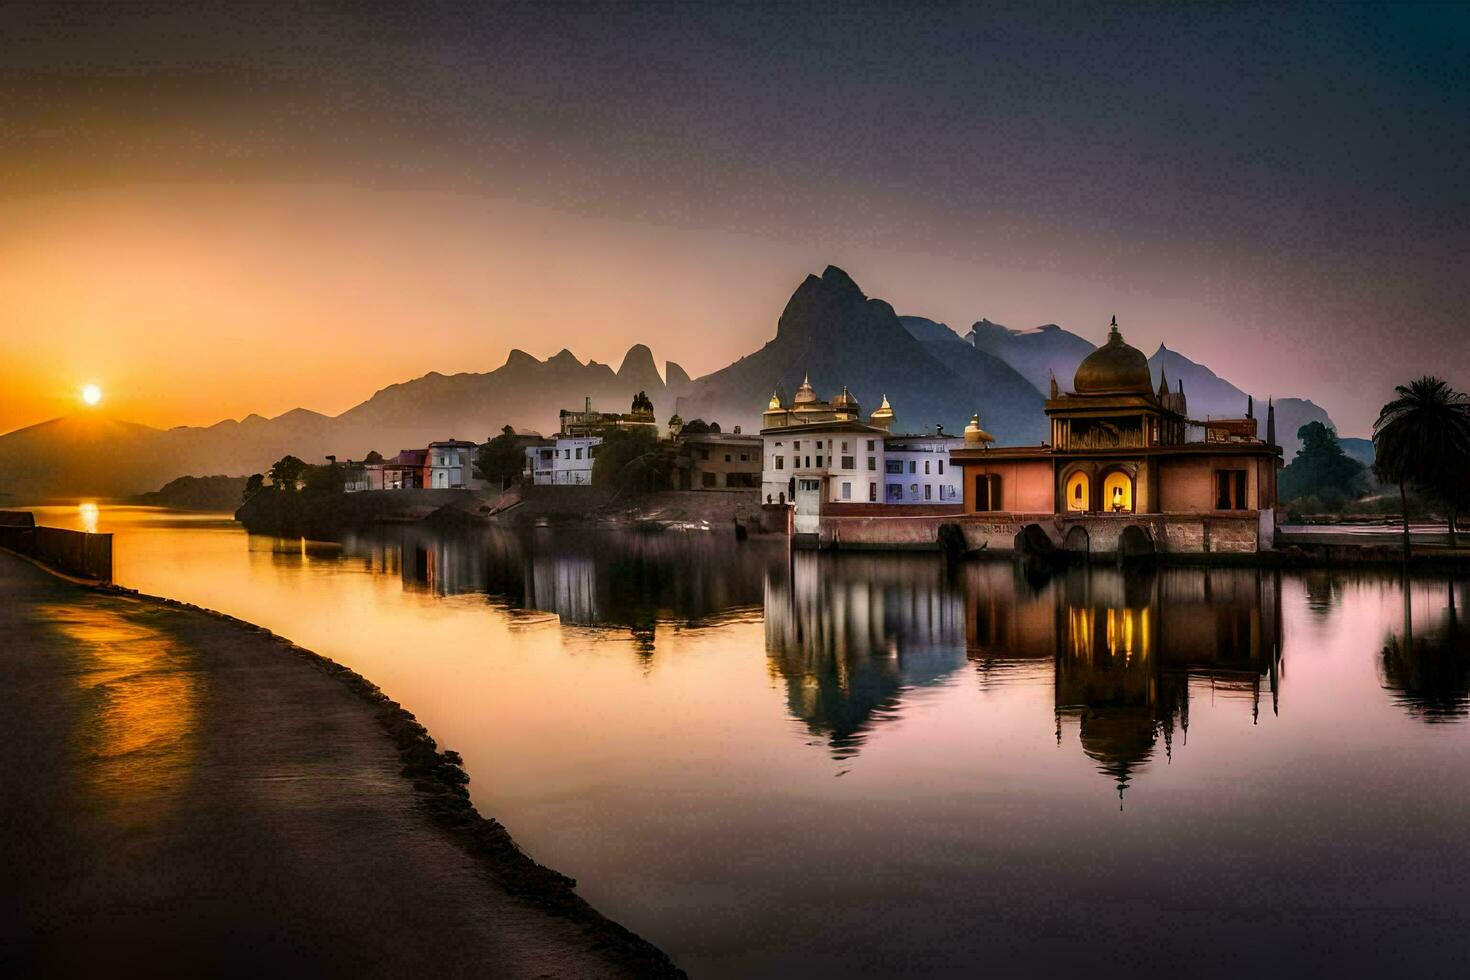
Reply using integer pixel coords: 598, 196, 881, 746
761, 381, 971, 533
882, 435, 964, 504
525, 440, 557, 485
548, 435, 600, 485
427, 440, 478, 489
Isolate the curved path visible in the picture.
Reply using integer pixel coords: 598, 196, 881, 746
0, 551, 681, 978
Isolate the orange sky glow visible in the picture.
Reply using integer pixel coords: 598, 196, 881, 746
0, 182, 1350, 437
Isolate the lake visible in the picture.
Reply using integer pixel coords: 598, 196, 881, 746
22, 503, 1470, 977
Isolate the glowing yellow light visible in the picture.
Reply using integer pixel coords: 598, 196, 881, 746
78, 501, 99, 534
81, 384, 103, 406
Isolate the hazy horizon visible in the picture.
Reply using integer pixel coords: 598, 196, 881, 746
4, 2, 1467, 438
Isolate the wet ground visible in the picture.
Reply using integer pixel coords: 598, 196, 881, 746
0, 551, 678, 978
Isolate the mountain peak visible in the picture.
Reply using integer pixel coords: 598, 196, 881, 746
504, 348, 538, 369
618, 343, 658, 375
548, 348, 582, 367
821, 265, 862, 296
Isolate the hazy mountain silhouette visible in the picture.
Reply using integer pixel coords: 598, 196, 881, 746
675, 266, 1047, 440
961, 317, 1348, 459
1147, 345, 1337, 459
0, 345, 683, 497
965, 319, 1097, 394
1, 264, 1360, 498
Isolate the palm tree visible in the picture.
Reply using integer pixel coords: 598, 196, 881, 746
1373, 376, 1470, 557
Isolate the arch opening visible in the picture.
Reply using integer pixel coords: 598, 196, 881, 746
1065, 471, 1090, 513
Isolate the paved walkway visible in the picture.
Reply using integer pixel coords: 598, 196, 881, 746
0, 551, 679, 978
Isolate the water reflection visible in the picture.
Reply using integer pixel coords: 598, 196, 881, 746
764, 552, 967, 758
331, 526, 779, 651
40, 603, 200, 819
1053, 567, 1281, 801
1381, 580, 1469, 722
767, 555, 1283, 793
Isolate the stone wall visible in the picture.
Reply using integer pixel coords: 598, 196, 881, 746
810, 508, 1264, 555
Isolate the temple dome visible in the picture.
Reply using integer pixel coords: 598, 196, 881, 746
832, 386, 859, 411
964, 413, 995, 445
1073, 317, 1153, 396
767, 391, 783, 411
793, 374, 818, 405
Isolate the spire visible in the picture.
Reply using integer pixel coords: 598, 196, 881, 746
1266, 397, 1276, 447
1048, 368, 1060, 400
1247, 394, 1254, 419
1157, 368, 1170, 400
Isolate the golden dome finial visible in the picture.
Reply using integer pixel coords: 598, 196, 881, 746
767, 390, 782, 411
964, 413, 995, 446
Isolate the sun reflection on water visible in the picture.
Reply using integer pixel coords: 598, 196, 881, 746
77, 501, 99, 534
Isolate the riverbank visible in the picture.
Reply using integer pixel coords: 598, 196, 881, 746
237, 484, 770, 537
0, 549, 682, 978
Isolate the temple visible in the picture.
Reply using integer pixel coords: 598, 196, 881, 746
948, 317, 1280, 556
766, 318, 1282, 556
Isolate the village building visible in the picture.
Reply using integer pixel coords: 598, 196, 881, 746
669, 427, 762, 490
527, 392, 660, 485
427, 440, 478, 489
882, 434, 964, 504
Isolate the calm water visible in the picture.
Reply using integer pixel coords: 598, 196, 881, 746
23, 504, 1470, 977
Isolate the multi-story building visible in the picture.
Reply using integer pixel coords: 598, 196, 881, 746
761, 380, 884, 508
881, 435, 964, 504
548, 436, 600, 485
427, 440, 478, 489
672, 430, 762, 490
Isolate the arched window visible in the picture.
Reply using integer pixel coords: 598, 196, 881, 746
1065, 471, 1090, 512
1102, 471, 1133, 513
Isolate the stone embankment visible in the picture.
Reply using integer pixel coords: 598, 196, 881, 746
0, 549, 683, 978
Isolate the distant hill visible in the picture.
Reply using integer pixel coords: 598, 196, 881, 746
0, 345, 689, 498
965, 319, 1096, 395
1339, 437, 1376, 467
130, 475, 250, 511
675, 266, 1046, 441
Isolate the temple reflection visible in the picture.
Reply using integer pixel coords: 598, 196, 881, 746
766, 554, 1283, 789
967, 564, 1283, 798
764, 552, 968, 758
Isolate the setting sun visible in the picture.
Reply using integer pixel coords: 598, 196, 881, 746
81, 384, 102, 406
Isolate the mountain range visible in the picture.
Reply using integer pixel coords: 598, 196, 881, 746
0, 346, 692, 499
673, 266, 1047, 441
961, 317, 1343, 459
0, 264, 1359, 498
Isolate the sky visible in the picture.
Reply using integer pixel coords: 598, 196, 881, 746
2, 2, 1466, 437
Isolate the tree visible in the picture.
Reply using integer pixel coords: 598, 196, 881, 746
363, 450, 384, 465
591, 428, 669, 494
475, 425, 525, 490
1373, 376, 1470, 555
241, 473, 265, 504
304, 459, 345, 494
1278, 422, 1367, 510
268, 455, 308, 491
